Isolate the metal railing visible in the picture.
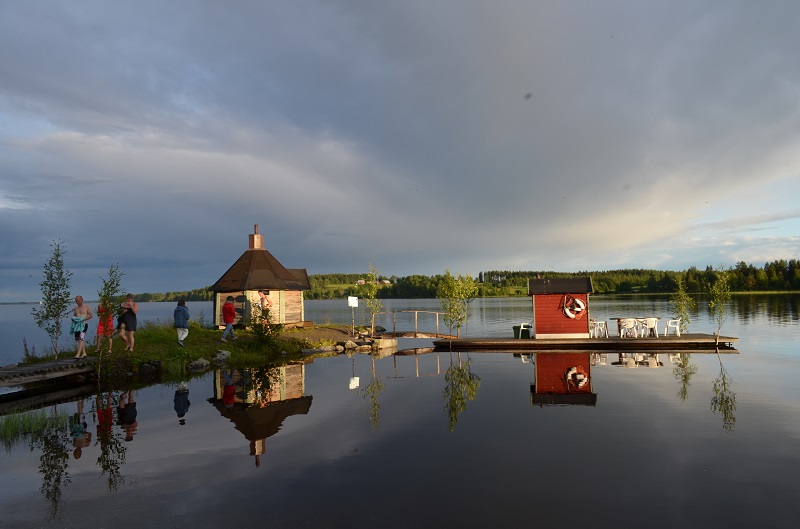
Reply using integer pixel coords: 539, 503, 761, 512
370, 310, 446, 338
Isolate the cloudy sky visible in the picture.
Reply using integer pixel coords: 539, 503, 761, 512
2, 1, 799, 302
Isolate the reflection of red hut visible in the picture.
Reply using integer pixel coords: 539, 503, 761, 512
209, 225, 311, 328
528, 277, 594, 339
530, 353, 597, 406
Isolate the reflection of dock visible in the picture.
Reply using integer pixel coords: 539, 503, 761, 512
0, 357, 97, 388
0, 384, 95, 415
433, 334, 738, 352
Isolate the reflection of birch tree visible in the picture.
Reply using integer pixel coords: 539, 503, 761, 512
710, 351, 737, 432
443, 354, 481, 432
94, 393, 127, 493
672, 353, 698, 401
359, 355, 384, 431
30, 408, 71, 517
246, 366, 281, 406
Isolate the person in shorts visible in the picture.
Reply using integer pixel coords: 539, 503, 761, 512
71, 295, 93, 359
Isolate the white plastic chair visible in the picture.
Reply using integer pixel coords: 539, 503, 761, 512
640, 318, 659, 338
620, 318, 637, 338
518, 322, 532, 339
595, 320, 608, 338
664, 318, 681, 337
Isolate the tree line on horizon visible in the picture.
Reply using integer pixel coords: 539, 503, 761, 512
134, 259, 800, 302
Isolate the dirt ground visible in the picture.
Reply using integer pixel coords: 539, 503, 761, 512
279, 325, 361, 344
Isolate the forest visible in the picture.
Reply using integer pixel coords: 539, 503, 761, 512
134, 259, 800, 302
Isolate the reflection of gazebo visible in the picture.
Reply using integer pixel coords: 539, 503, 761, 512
530, 353, 597, 406
210, 397, 313, 467
209, 366, 311, 467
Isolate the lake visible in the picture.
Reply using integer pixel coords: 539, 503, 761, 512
1, 295, 799, 528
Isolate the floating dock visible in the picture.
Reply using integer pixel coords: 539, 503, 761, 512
432, 334, 738, 352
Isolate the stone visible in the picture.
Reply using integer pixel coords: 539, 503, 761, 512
188, 358, 211, 372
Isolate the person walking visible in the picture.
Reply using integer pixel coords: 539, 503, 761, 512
71, 295, 93, 359
118, 293, 139, 352
173, 300, 190, 347
221, 296, 238, 342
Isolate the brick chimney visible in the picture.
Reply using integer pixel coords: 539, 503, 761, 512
249, 224, 264, 250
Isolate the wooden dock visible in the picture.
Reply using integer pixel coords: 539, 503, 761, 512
432, 334, 738, 353
0, 357, 97, 388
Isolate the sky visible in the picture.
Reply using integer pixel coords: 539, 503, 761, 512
2, 1, 799, 302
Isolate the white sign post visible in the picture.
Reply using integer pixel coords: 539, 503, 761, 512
348, 296, 358, 336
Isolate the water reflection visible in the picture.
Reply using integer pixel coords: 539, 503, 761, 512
530, 353, 597, 406
32, 408, 71, 517
711, 351, 737, 432
208, 366, 312, 468
94, 392, 126, 493
443, 353, 481, 431
357, 355, 384, 431
671, 353, 698, 401
0, 347, 742, 519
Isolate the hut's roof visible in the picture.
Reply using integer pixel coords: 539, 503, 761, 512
209, 224, 311, 292
528, 277, 594, 295
209, 248, 310, 292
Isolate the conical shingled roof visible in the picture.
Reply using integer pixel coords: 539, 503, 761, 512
209, 225, 310, 292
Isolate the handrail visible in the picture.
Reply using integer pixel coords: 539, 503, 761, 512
371, 310, 444, 338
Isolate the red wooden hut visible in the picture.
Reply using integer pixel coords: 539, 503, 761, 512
528, 277, 594, 339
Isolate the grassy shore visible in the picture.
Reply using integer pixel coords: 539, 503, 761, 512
23, 321, 356, 384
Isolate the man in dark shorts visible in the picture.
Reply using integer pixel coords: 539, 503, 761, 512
71, 295, 93, 359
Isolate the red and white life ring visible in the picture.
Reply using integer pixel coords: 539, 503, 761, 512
562, 295, 586, 319
565, 366, 589, 388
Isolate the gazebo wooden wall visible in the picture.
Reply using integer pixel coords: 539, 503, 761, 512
214, 290, 305, 328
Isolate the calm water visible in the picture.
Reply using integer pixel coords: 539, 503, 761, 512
1, 296, 799, 528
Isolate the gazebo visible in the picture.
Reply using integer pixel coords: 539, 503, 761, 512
209, 225, 311, 328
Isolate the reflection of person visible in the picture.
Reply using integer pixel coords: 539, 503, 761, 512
118, 294, 139, 352
71, 295, 93, 359
96, 393, 114, 438
95, 304, 114, 353
174, 383, 190, 425
221, 296, 237, 342
174, 300, 190, 347
117, 390, 139, 442
69, 399, 91, 459
223, 370, 236, 408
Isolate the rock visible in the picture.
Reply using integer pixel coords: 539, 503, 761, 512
188, 358, 210, 372
138, 362, 160, 380
213, 350, 231, 365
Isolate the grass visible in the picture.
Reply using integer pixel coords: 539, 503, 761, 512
0, 408, 68, 451
15, 320, 350, 384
